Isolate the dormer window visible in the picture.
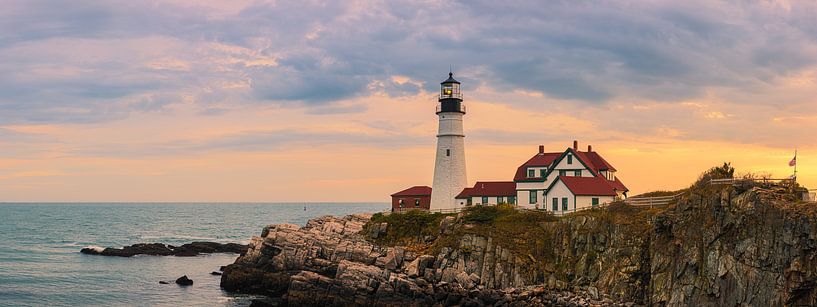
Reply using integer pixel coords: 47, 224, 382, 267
539, 169, 546, 178
528, 169, 535, 177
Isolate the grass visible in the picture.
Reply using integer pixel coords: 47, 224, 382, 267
363, 210, 452, 250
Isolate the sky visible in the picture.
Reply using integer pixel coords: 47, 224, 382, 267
1, 0, 815, 202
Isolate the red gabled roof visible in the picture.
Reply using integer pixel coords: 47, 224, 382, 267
608, 177, 628, 192
513, 152, 561, 181
576, 151, 617, 172
457, 181, 516, 198
391, 186, 431, 197
513, 144, 622, 187
557, 176, 618, 196
455, 187, 474, 199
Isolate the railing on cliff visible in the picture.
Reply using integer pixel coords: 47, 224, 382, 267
547, 203, 611, 216
624, 193, 685, 208
390, 207, 464, 214
710, 178, 795, 185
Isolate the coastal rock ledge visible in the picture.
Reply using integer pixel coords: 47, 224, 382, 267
220, 214, 620, 306
222, 181, 817, 306
81, 242, 248, 257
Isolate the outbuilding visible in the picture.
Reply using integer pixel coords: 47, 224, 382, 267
390, 186, 432, 212
455, 181, 516, 207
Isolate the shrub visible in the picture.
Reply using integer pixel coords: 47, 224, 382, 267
364, 210, 450, 247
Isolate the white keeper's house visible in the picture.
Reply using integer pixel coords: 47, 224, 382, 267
390, 72, 628, 213
510, 141, 628, 211
453, 140, 628, 212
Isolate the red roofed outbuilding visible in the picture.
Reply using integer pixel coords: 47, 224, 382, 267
390, 186, 432, 212
455, 181, 517, 207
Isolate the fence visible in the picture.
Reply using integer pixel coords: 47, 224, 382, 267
710, 178, 794, 185
389, 207, 464, 214
624, 193, 684, 208
546, 203, 611, 216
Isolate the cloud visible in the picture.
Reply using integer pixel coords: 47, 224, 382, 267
1, 0, 817, 148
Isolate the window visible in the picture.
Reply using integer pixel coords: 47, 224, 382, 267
567, 155, 573, 164
508, 196, 515, 204
552, 198, 558, 211
592, 198, 599, 206
446, 149, 450, 157
539, 169, 546, 178
574, 170, 582, 177
528, 169, 535, 177
482, 196, 489, 204
415, 199, 420, 207
497, 196, 504, 204
529, 191, 537, 204
398, 199, 404, 208
559, 170, 567, 177
562, 197, 568, 211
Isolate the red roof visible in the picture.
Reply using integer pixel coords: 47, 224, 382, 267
457, 181, 516, 198
608, 177, 628, 192
455, 187, 474, 199
576, 150, 617, 172
556, 176, 619, 196
513, 152, 561, 181
391, 186, 431, 197
513, 145, 622, 188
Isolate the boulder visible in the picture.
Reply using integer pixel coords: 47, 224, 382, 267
175, 275, 193, 286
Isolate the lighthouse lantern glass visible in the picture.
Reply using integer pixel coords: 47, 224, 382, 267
440, 83, 460, 99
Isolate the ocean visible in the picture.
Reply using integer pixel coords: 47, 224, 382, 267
0, 202, 388, 306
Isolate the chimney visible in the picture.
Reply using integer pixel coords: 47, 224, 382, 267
587, 145, 592, 152
538, 145, 544, 154
573, 140, 578, 150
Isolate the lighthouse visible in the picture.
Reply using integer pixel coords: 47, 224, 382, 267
430, 72, 468, 211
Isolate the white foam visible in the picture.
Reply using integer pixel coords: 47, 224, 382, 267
84, 245, 105, 253
139, 234, 217, 242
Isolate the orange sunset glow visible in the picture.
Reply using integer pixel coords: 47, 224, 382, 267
1, 1, 815, 202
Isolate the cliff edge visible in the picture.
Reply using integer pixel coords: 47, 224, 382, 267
221, 175, 816, 306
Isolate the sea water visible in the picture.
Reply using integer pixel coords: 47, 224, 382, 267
0, 203, 388, 306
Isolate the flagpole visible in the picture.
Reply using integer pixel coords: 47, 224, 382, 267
794, 149, 797, 181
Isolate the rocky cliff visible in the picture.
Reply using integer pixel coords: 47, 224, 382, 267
650, 184, 817, 306
221, 181, 817, 306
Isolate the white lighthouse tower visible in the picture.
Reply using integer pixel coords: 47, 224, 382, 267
430, 72, 467, 211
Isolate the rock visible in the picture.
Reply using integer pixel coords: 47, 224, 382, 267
248, 298, 279, 307
79, 242, 249, 257
406, 254, 435, 278
159, 281, 170, 284
175, 275, 193, 286
210, 271, 222, 276
587, 286, 599, 300
439, 216, 457, 234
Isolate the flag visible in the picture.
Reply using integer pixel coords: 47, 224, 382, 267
790, 155, 797, 167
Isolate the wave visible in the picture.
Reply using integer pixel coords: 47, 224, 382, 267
139, 235, 217, 241
83, 246, 105, 253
